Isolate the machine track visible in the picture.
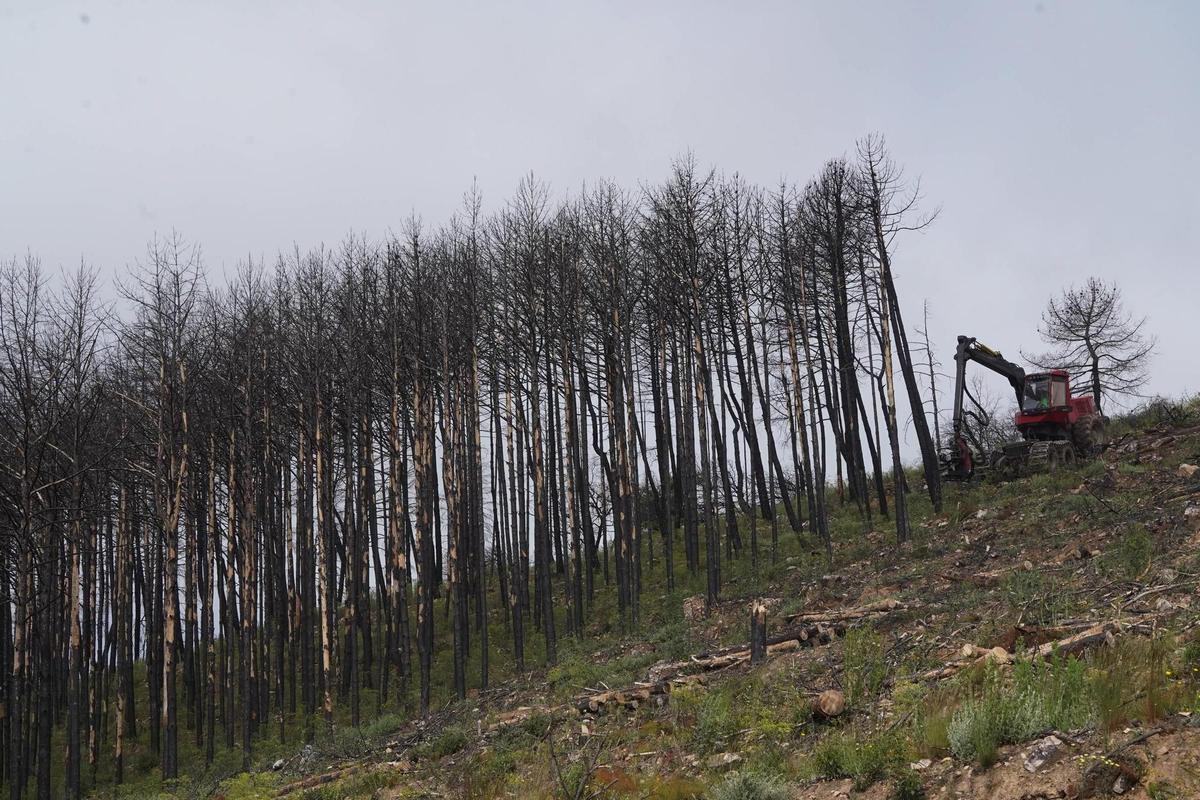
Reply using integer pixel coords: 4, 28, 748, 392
1027, 441, 1051, 472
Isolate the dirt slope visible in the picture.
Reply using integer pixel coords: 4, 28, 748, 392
208, 405, 1200, 800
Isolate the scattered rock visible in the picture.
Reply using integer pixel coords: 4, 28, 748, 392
1023, 734, 1064, 773
975, 508, 990, 519
1112, 772, 1133, 794
814, 689, 845, 719
1178, 463, 1199, 478
910, 758, 932, 771
271, 758, 285, 771
1184, 505, 1200, 520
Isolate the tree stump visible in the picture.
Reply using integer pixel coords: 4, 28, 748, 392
749, 601, 767, 665
814, 689, 845, 719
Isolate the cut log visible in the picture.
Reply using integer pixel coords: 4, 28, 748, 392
921, 619, 1138, 682
1031, 621, 1118, 660
575, 674, 705, 714
583, 622, 852, 714
691, 622, 845, 662
784, 597, 909, 624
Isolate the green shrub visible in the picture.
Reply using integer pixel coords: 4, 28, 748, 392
359, 712, 407, 741
494, 710, 553, 748
219, 771, 279, 800
648, 619, 697, 661
707, 771, 791, 800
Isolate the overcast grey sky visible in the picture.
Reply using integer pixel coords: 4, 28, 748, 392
3, 1, 1197, 408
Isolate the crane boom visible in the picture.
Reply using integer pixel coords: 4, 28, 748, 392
945, 335, 1026, 480
942, 333, 1102, 480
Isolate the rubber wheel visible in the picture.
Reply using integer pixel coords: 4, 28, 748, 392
1060, 445, 1077, 468
1072, 415, 1102, 457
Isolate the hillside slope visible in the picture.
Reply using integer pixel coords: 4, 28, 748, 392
106, 399, 1200, 800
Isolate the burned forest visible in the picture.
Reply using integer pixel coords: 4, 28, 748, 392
0, 140, 949, 797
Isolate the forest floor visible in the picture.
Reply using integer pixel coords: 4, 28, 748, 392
100, 398, 1200, 800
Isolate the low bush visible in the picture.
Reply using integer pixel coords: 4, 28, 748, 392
947, 657, 1093, 766
707, 771, 791, 800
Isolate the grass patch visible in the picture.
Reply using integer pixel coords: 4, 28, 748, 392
671, 675, 810, 757
547, 640, 660, 700
1101, 525, 1153, 580
908, 685, 954, 758
843, 628, 888, 707
891, 767, 926, 800
672, 684, 741, 755
298, 768, 402, 800
1001, 569, 1075, 625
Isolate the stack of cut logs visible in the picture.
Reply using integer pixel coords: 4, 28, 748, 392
575, 598, 913, 714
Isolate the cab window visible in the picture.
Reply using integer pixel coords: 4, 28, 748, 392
1050, 377, 1067, 407
1022, 377, 1050, 413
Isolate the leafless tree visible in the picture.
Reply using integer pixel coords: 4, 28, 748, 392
1025, 278, 1154, 414
0, 142, 948, 796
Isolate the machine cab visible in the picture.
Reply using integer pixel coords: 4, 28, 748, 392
1021, 371, 1069, 414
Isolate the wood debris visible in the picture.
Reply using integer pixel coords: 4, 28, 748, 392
920, 617, 1160, 682
784, 597, 909, 624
